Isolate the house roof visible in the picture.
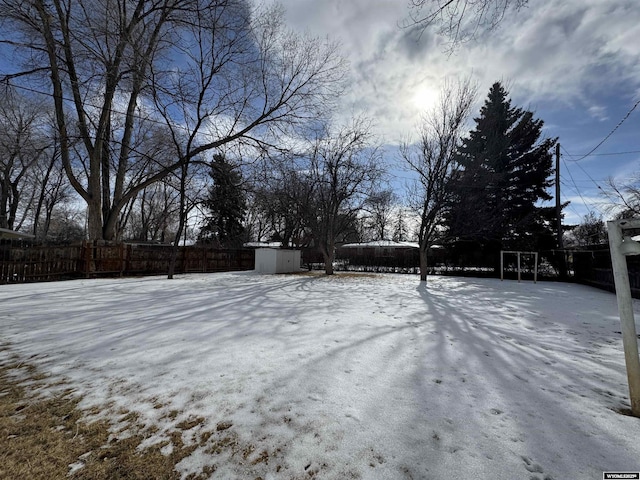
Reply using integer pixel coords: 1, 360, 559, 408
340, 240, 420, 249
243, 241, 283, 248
0, 227, 35, 239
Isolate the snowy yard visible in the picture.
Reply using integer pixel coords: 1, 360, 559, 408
1, 271, 639, 479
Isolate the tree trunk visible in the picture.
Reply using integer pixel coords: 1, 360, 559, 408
167, 237, 180, 280
32, 154, 58, 237
323, 250, 335, 275
320, 241, 335, 275
102, 208, 121, 242
87, 195, 103, 240
168, 162, 188, 279
419, 247, 428, 282
8, 182, 20, 229
0, 176, 9, 229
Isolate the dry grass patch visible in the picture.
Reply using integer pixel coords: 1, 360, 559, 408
0, 348, 275, 479
0, 355, 192, 479
329, 272, 379, 279
281, 270, 380, 280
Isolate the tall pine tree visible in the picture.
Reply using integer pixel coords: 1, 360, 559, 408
448, 82, 557, 251
200, 154, 246, 248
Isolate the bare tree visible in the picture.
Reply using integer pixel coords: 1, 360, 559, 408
120, 180, 181, 242
363, 189, 399, 241
31, 148, 78, 240
40, 203, 86, 243
565, 211, 608, 247
405, 0, 528, 49
243, 187, 272, 244
401, 79, 477, 282
167, 157, 212, 278
250, 156, 315, 247
0, 86, 52, 231
303, 117, 385, 275
605, 174, 640, 218
1, 0, 346, 241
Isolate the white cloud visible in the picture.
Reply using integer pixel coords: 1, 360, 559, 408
268, 0, 640, 145
258, 0, 640, 229
610, 157, 640, 183
587, 105, 609, 122
561, 193, 611, 224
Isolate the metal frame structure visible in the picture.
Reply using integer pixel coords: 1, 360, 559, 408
500, 251, 538, 283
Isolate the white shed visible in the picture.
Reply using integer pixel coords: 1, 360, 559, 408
254, 248, 301, 274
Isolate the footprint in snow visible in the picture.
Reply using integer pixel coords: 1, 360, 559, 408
521, 456, 545, 475
369, 450, 385, 466
345, 411, 361, 422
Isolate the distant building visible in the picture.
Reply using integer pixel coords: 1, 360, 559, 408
336, 240, 417, 269
339, 240, 419, 257
243, 241, 283, 249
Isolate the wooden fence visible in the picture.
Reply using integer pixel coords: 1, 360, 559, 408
570, 248, 640, 298
0, 242, 255, 284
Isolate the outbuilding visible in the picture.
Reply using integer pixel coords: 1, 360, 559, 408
254, 247, 301, 274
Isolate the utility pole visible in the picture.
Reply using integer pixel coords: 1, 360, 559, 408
556, 143, 567, 278
555, 142, 562, 249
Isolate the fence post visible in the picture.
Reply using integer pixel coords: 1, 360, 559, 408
119, 243, 125, 277
83, 241, 92, 278
607, 219, 640, 417
125, 244, 131, 276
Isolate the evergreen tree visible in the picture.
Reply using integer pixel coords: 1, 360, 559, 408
393, 207, 410, 242
448, 82, 557, 251
200, 154, 246, 247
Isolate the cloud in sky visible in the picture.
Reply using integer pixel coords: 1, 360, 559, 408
273, 0, 640, 137
587, 105, 609, 122
270, 0, 640, 220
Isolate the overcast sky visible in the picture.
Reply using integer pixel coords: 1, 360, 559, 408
269, 0, 640, 224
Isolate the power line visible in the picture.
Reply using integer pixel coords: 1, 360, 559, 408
565, 149, 640, 159
569, 97, 640, 162
559, 179, 593, 219
559, 177, 610, 217
560, 145, 619, 205
560, 157, 604, 216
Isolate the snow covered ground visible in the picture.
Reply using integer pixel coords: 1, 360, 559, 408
1, 271, 639, 479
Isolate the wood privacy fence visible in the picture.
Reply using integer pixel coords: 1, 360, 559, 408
0, 242, 255, 284
570, 248, 640, 298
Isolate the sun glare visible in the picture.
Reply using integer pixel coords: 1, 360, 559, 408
411, 86, 439, 112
